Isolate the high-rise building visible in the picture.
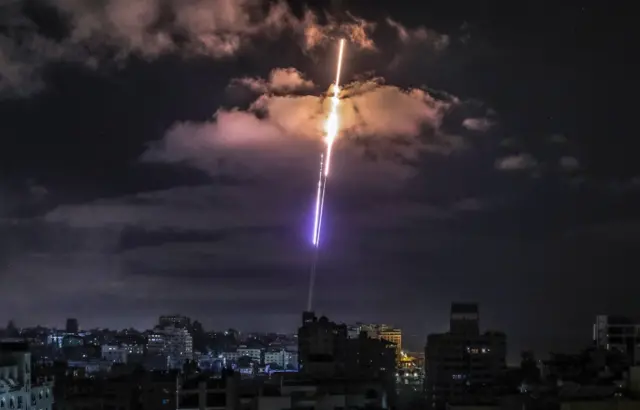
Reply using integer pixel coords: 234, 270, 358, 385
425, 303, 506, 409
65, 318, 79, 334
145, 325, 193, 370
146, 330, 166, 354
164, 326, 193, 369
594, 315, 640, 364
298, 311, 347, 378
450, 303, 480, 335
158, 314, 191, 329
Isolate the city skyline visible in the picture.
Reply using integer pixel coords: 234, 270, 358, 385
1, 1, 638, 358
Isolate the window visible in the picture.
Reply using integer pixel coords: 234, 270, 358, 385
1, 399, 5, 408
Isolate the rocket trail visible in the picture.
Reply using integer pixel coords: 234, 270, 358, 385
307, 39, 345, 312
312, 38, 344, 246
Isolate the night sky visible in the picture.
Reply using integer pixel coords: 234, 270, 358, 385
0, 0, 637, 357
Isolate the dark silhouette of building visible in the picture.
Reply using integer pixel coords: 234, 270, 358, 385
65, 318, 79, 334
450, 303, 480, 335
594, 315, 640, 364
158, 314, 191, 329
298, 311, 347, 378
346, 332, 397, 406
345, 332, 396, 380
4, 320, 20, 337
425, 303, 507, 409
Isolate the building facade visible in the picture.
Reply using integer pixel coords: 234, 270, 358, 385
0, 342, 54, 410
298, 312, 348, 378
158, 315, 191, 329
594, 315, 640, 364
348, 324, 402, 360
425, 303, 507, 409
237, 347, 262, 363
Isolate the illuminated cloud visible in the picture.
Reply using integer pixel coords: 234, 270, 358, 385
385, 18, 450, 50
0, 0, 455, 98
50, 0, 293, 58
462, 117, 494, 132
495, 154, 538, 171
0, 0, 382, 97
297, 10, 377, 51
233, 68, 315, 94
143, 75, 462, 186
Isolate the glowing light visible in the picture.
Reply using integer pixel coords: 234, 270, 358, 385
311, 154, 324, 245
311, 39, 345, 246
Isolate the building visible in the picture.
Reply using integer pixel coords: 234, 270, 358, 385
378, 327, 402, 358
348, 324, 402, 360
298, 312, 348, 378
100, 344, 143, 364
593, 315, 640, 364
346, 333, 397, 406
164, 326, 193, 369
345, 334, 396, 380
139, 371, 178, 410
398, 351, 425, 389
347, 324, 363, 340
425, 303, 507, 409
101, 345, 128, 364
0, 341, 54, 410
221, 350, 241, 363
158, 315, 191, 329
258, 375, 389, 410
178, 373, 238, 410
145, 326, 193, 370
237, 346, 262, 363
298, 311, 395, 404
264, 349, 295, 369
181, 370, 389, 410
146, 330, 165, 354
65, 318, 79, 334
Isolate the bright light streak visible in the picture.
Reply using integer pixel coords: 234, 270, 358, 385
323, 39, 345, 177
311, 39, 345, 246
311, 154, 324, 245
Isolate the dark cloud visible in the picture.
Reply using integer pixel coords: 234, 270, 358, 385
495, 153, 538, 171
0, 0, 451, 98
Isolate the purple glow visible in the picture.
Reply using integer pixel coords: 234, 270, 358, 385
311, 154, 324, 245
